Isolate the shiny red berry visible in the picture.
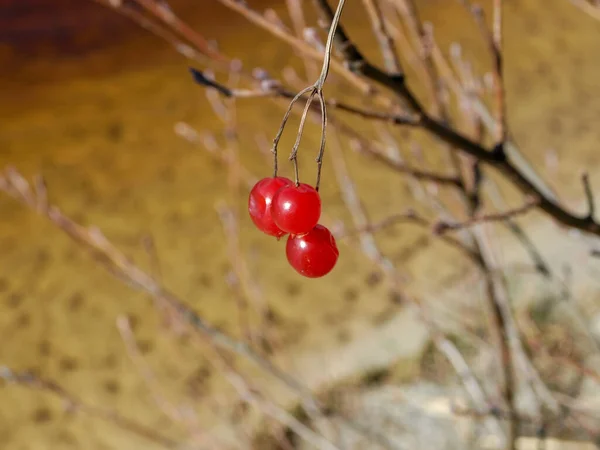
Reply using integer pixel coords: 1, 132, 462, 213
286, 224, 339, 278
272, 183, 321, 235
248, 177, 293, 237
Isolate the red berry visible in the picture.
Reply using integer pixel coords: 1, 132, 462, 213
286, 224, 339, 278
272, 183, 321, 235
248, 177, 293, 237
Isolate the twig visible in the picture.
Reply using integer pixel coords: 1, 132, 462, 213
492, 0, 505, 144
312, 0, 600, 237
312, 0, 410, 104
474, 234, 518, 450
285, 0, 320, 78
199, 344, 341, 450
97, 0, 600, 237
216, 0, 377, 99
280, 66, 463, 189
434, 197, 540, 234
582, 172, 596, 219
116, 315, 210, 444
99, 0, 600, 237
469, 1, 506, 148
360, 0, 403, 73
336, 209, 482, 264
0, 366, 181, 449
327, 126, 407, 281
327, 131, 505, 442
189, 68, 415, 125
94, 0, 225, 65
483, 180, 552, 277
216, 202, 275, 353
394, 0, 446, 116
128, 0, 226, 63
206, 72, 277, 354
348, 137, 462, 187
4, 168, 388, 448
435, 334, 507, 442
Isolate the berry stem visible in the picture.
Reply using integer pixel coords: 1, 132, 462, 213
271, 85, 314, 178
292, 156, 300, 186
270, 0, 346, 188
314, 90, 327, 191
289, 90, 318, 185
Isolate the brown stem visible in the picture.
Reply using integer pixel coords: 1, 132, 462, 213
434, 197, 539, 234
189, 68, 418, 124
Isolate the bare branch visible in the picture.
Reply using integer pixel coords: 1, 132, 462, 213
117, 315, 210, 444
0, 367, 181, 449
311, 0, 600, 237
216, 0, 377, 98
336, 209, 483, 264
582, 172, 596, 219
0, 168, 327, 428
468, 1, 506, 149
434, 197, 540, 234
95, 0, 600, 238
189, 67, 418, 125
360, 0, 403, 73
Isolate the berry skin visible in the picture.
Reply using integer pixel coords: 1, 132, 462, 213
272, 183, 321, 235
286, 224, 339, 278
248, 177, 293, 237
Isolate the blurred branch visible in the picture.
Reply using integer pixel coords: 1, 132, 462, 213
582, 172, 596, 220
312, 0, 413, 106
569, 0, 600, 20
0, 167, 332, 445
311, 0, 600, 238
216, 0, 378, 99
434, 197, 540, 234
359, 0, 403, 73
468, 1, 506, 147
336, 209, 482, 265
0, 366, 181, 449
348, 136, 462, 187
93, 0, 600, 237
201, 345, 342, 450
189, 68, 418, 125
117, 316, 212, 445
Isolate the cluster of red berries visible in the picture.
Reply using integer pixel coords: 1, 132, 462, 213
248, 177, 339, 278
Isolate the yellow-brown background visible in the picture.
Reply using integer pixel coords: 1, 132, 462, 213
1, 0, 599, 448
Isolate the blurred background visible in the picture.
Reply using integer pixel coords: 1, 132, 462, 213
1, 0, 600, 449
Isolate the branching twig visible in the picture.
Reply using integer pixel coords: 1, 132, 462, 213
96, 0, 600, 237
348, 136, 462, 187
189, 68, 417, 126
336, 209, 482, 264
360, 0, 403, 74
434, 197, 540, 234
468, 1, 506, 147
270, 0, 347, 189
313, 0, 600, 237
313, 0, 410, 105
